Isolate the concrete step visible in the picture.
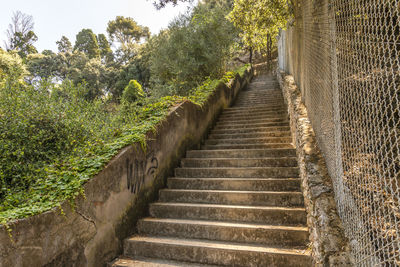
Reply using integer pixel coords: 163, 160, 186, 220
124, 236, 311, 267
234, 99, 281, 102
225, 106, 286, 112
204, 137, 292, 145
202, 143, 294, 150
149, 202, 307, 225
230, 104, 285, 110
222, 111, 286, 117
221, 110, 286, 117
219, 113, 288, 120
110, 257, 216, 267
137, 218, 309, 247
214, 121, 290, 130
234, 101, 283, 105
167, 178, 301, 191
158, 189, 304, 207
217, 117, 288, 124
175, 167, 299, 178
186, 149, 297, 158
215, 118, 288, 126
209, 131, 291, 139
233, 100, 284, 105
211, 126, 291, 134
181, 157, 298, 168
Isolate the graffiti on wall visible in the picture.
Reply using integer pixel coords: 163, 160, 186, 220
126, 151, 159, 194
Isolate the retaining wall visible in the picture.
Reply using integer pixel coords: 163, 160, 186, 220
277, 69, 353, 266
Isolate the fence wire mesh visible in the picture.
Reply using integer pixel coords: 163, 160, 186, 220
278, 0, 400, 266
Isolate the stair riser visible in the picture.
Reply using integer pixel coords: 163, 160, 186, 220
149, 205, 307, 225
214, 122, 290, 130
181, 158, 298, 168
202, 144, 294, 150
159, 191, 304, 207
234, 102, 283, 105
226, 106, 286, 112
205, 137, 292, 145
219, 114, 288, 121
167, 178, 301, 191
218, 116, 288, 123
211, 128, 291, 135
175, 168, 299, 178
137, 220, 309, 247
186, 149, 296, 158
222, 109, 286, 115
216, 119, 288, 126
224, 109, 286, 115
124, 240, 311, 267
209, 132, 291, 139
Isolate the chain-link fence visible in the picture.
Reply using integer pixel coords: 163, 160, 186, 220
278, 0, 400, 266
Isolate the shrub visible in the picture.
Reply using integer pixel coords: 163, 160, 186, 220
121, 79, 145, 103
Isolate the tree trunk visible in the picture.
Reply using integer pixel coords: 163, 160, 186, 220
267, 33, 272, 70
249, 47, 253, 64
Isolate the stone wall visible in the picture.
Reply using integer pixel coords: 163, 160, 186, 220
277, 69, 353, 266
0, 66, 253, 267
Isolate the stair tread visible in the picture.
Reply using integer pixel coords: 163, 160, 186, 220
176, 167, 298, 169
139, 218, 308, 231
168, 177, 300, 181
112, 257, 217, 267
151, 202, 306, 211
126, 236, 310, 255
160, 189, 302, 194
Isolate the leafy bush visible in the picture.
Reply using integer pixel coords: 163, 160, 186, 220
121, 80, 145, 103
0, 63, 250, 225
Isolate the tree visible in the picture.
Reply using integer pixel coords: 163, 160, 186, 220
4, 11, 38, 58
228, 0, 291, 63
107, 16, 150, 48
74, 29, 100, 59
153, 0, 193, 9
97, 34, 113, 63
56, 36, 72, 53
26, 51, 59, 80
149, 1, 237, 95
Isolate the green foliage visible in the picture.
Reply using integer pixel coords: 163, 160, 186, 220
56, 36, 73, 53
10, 31, 38, 58
74, 29, 101, 59
5, 11, 38, 58
26, 52, 59, 80
65, 54, 107, 100
107, 16, 150, 48
0, 49, 28, 84
97, 34, 113, 63
122, 80, 145, 103
228, 0, 291, 50
153, 0, 194, 9
149, 1, 238, 96
0, 64, 249, 225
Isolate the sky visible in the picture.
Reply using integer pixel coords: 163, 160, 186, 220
0, 0, 197, 52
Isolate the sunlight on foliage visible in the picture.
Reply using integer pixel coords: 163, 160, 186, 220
228, 0, 291, 51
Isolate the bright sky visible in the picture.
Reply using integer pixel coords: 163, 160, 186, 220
0, 0, 197, 52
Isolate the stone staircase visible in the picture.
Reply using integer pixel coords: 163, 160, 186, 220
110, 75, 312, 266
